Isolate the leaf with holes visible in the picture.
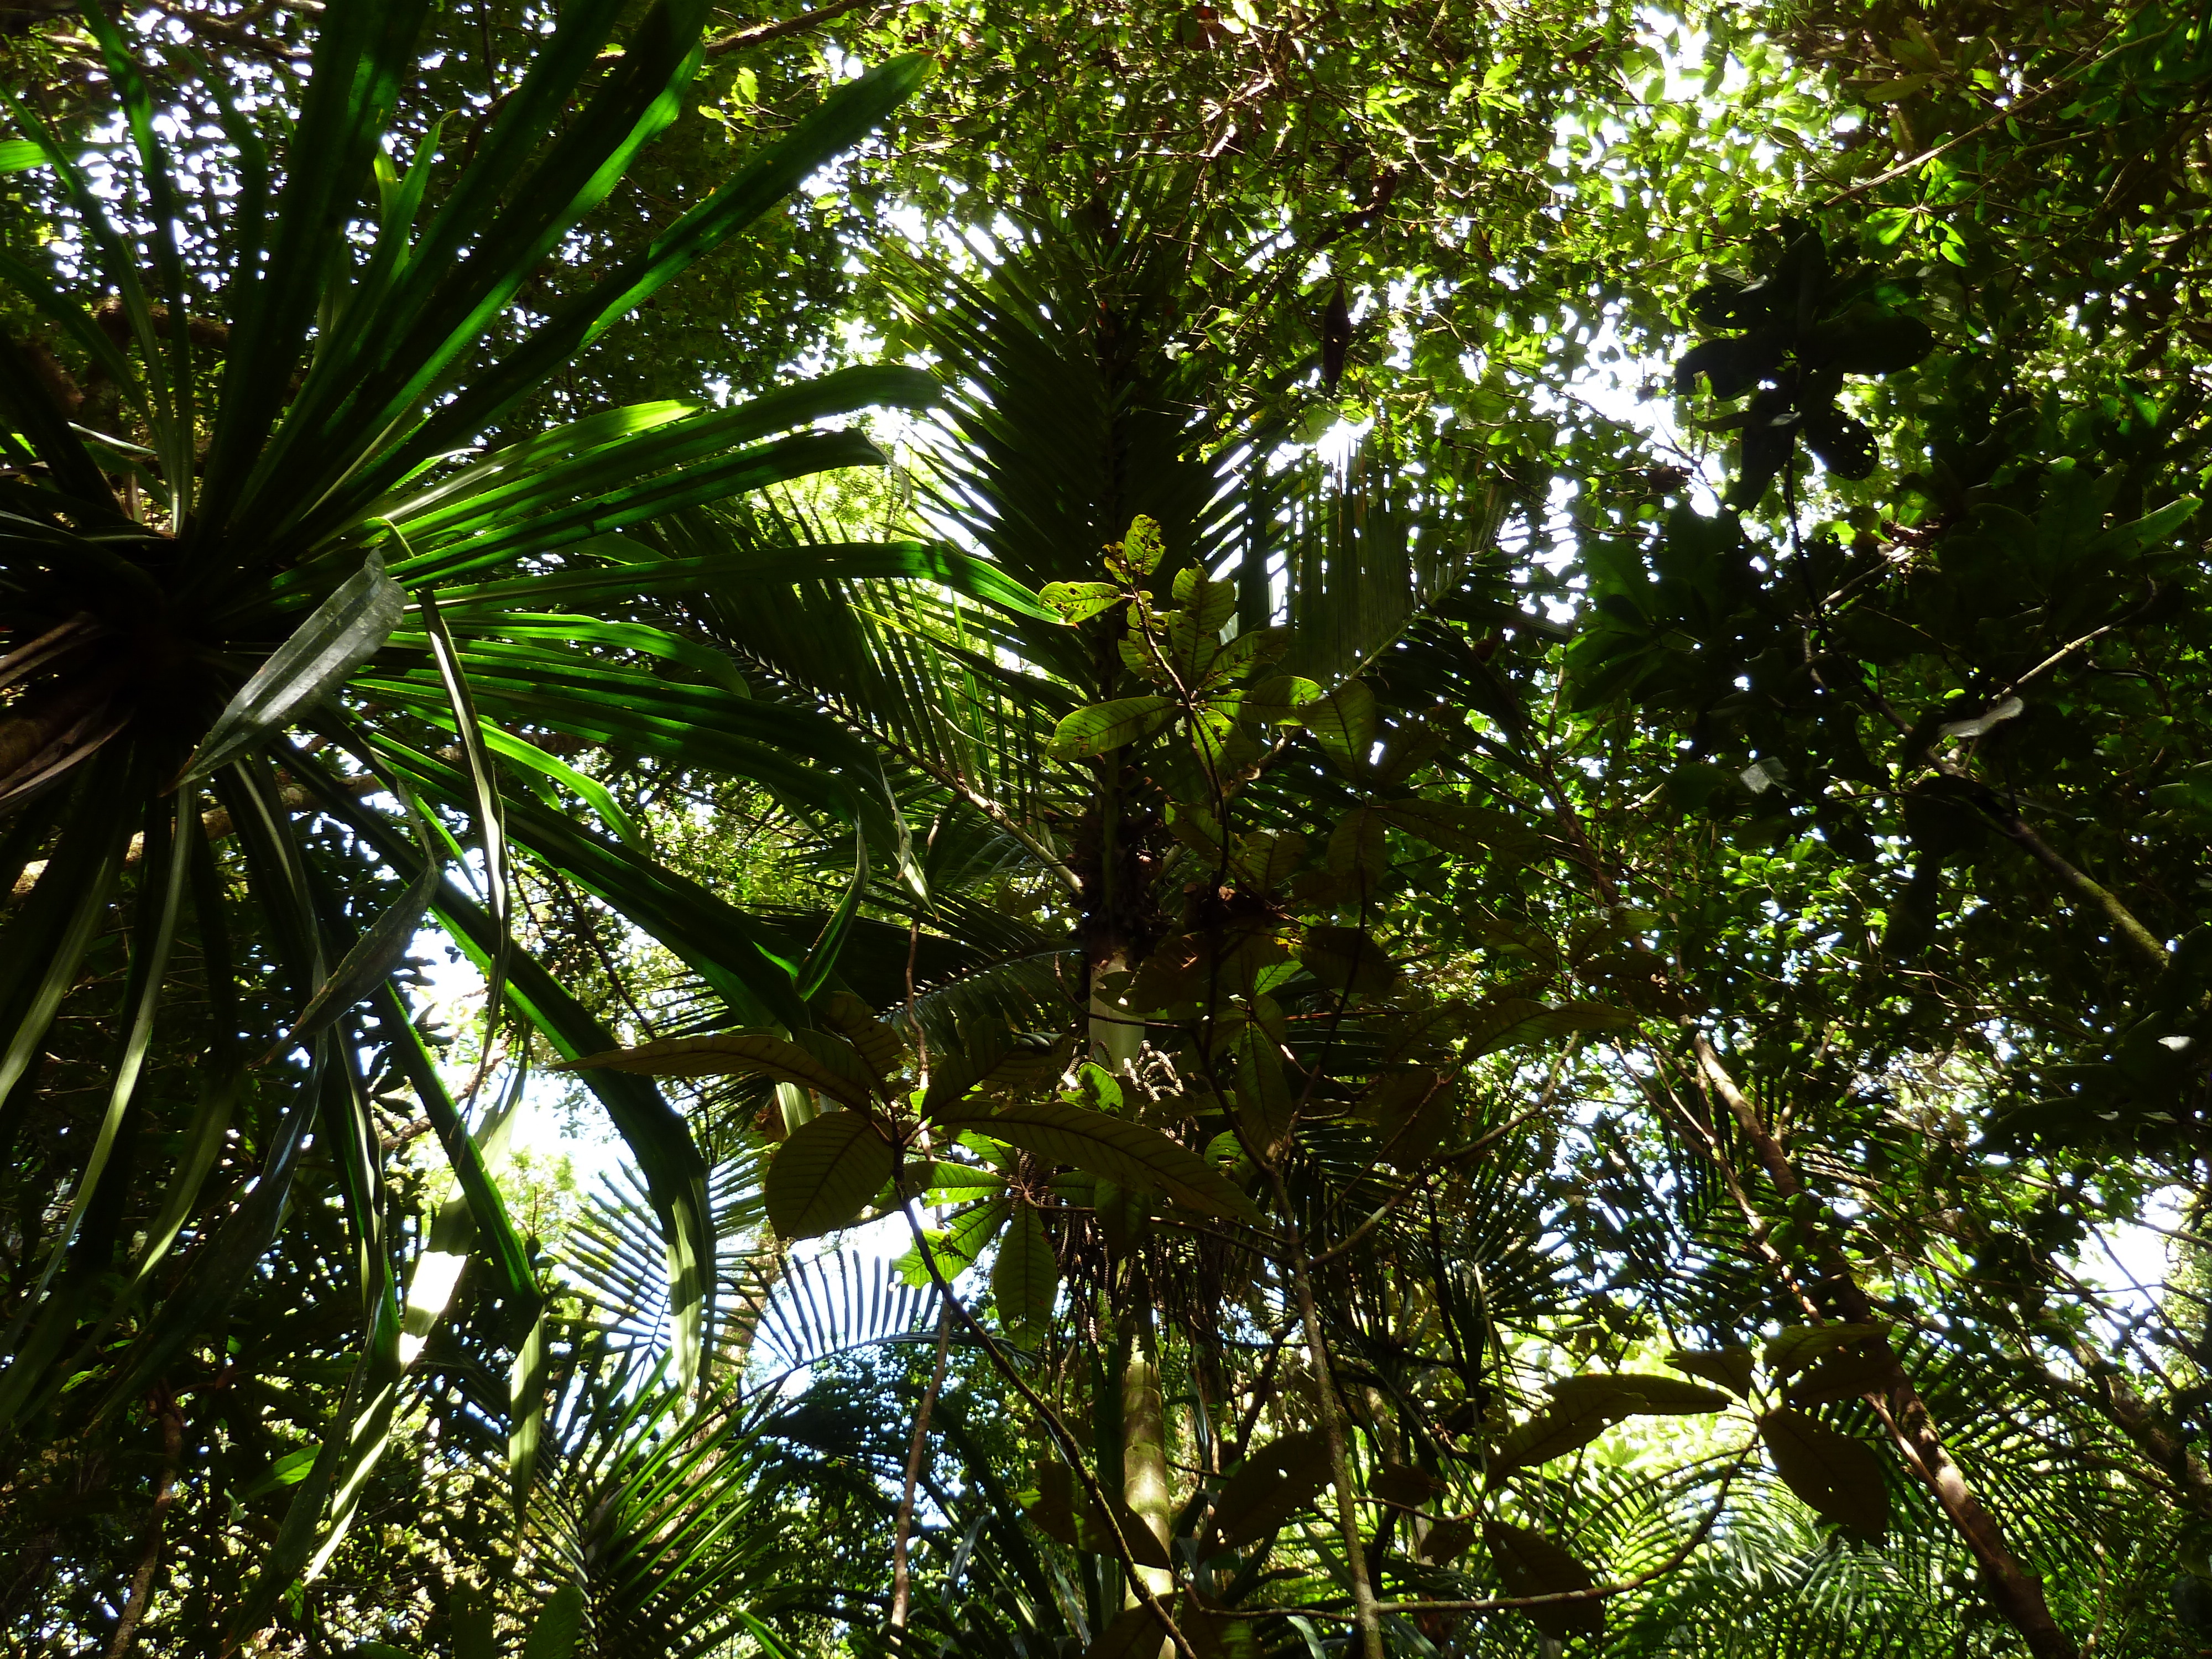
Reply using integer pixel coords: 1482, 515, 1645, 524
1786, 1340, 1897, 1405
1210, 1430, 1334, 1547
1764, 1323, 1886, 1378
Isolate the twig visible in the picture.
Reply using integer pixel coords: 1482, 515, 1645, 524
895, 1201, 1203, 1659
888, 1299, 953, 1636
704, 0, 889, 56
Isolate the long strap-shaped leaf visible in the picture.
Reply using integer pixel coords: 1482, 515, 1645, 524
281, 757, 717, 1392
82, 759, 333, 1430
357, 731, 811, 1029
416, 583, 513, 1111
0, 750, 133, 1109
432, 542, 1053, 622
191, 0, 430, 536
76, 6, 200, 521
175, 549, 405, 787
373, 366, 936, 551
15, 792, 190, 1314
304, 53, 935, 540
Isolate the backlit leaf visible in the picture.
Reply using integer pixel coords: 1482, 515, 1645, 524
1759, 1408, 1890, 1543
764, 1110, 894, 1240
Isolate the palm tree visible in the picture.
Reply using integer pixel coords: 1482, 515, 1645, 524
0, 2, 993, 1629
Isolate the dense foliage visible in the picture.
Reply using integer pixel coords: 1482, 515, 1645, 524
3, 2, 2210, 1657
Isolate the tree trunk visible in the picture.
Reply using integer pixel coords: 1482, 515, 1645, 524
1693, 1036, 2080, 1659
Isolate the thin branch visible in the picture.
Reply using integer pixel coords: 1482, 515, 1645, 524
704, 0, 889, 56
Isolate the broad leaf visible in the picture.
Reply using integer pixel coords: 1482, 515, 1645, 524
1483, 1520, 1603, 1640
1764, 1323, 1886, 1378
992, 1202, 1058, 1335
1026, 1463, 1174, 1569
1086, 1606, 1172, 1659
946, 1097, 1264, 1224
1666, 1347, 1755, 1397
559, 1030, 875, 1109
1297, 926, 1397, 995
1547, 1373, 1731, 1415
1787, 1342, 1898, 1405
764, 1111, 894, 1240
1211, 1429, 1334, 1547
1463, 997, 1635, 1057
1759, 1408, 1890, 1543
1047, 694, 1177, 759
1492, 1390, 1635, 1478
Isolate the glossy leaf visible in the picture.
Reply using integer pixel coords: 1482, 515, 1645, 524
175, 551, 404, 785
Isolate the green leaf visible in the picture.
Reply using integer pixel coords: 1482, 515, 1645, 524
176, 551, 405, 785
451, 1584, 495, 1659
992, 1202, 1058, 1335
1087, 1606, 1172, 1659
1786, 1343, 1898, 1405
1176, 1594, 1260, 1659
1297, 926, 1397, 995
1492, 1390, 1635, 1478
1463, 997, 1635, 1057
947, 1098, 1264, 1224
275, 853, 440, 1057
1290, 678, 1376, 759
815, 991, 908, 1084
1209, 1430, 1334, 1546
1420, 1517, 1478, 1563
1238, 673, 1323, 724
236, 1445, 320, 1504
1378, 798, 1540, 859
1039, 580, 1129, 622
2091, 494, 2201, 560
1547, 1373, 1731, 1415
1483, 1520, 1603, 1640
1666, 1347, 1755, 1397
1047, 694, 1177, 759
521, 1584, 587, 1659
1763, 1323, 1886, 1378
765, 1110, 894, 1239
1026, 1463, 1174, 1568
0, 139, 48, 174
559, 1031, 875, 1109
1759, 1408, 1890, 1543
